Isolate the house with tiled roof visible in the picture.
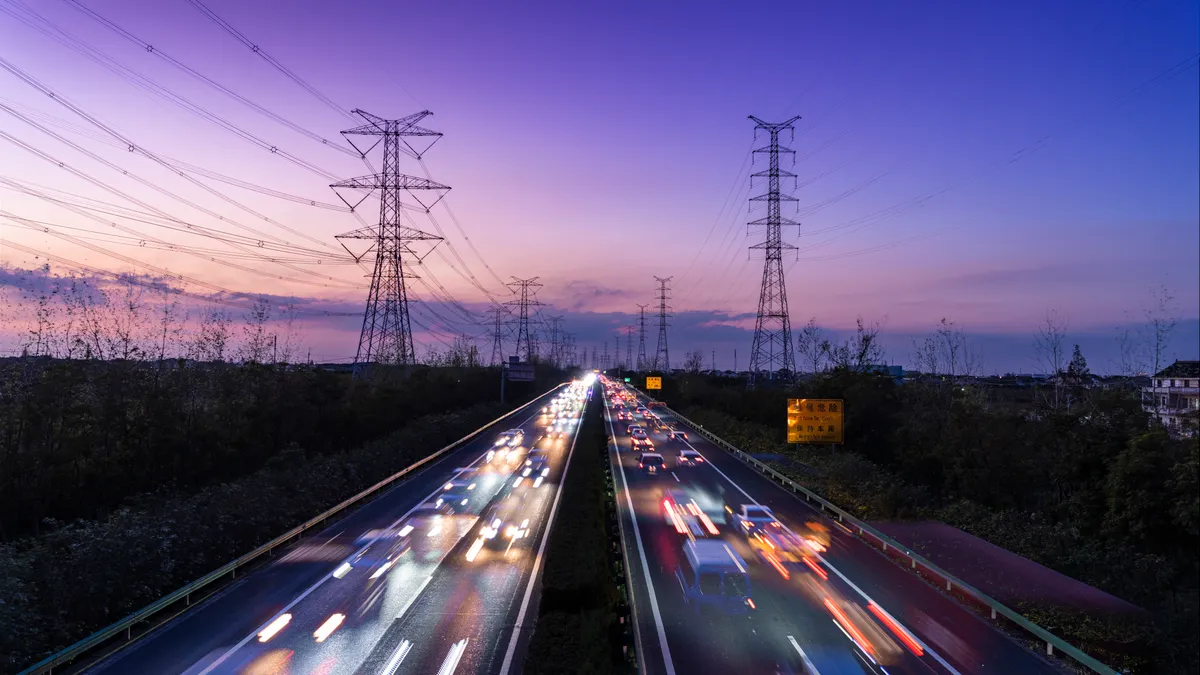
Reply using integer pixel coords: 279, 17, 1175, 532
1142, 360, 1199, 436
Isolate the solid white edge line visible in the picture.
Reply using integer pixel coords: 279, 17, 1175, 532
496, 393, 586, 675
787, 634, 821, 675
198, 396, 555, 675
607, 388, 677, 675
671, 415, 962, 675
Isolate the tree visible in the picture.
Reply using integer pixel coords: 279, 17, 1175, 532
1033, 310, 1068, 411
1066, 344, 1090, 382
683, 350, 704, 374
1143, 284, 1178, 376
239, 298, 272, 364
828, 317, 885, 372
797, 318, 828, 375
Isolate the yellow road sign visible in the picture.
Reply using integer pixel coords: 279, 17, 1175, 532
646, 376, 662, 390
787, 398, 843, 444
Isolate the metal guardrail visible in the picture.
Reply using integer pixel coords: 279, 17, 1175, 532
639, 392, 1118, 675
20, 383, 566, 675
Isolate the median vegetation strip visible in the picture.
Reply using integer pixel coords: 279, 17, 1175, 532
523, 390, 634, 675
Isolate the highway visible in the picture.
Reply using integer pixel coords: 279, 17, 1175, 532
602, 377, 1063, 675
84, 379, 592, 675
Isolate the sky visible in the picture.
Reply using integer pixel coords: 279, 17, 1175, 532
0, 0, 1196, 372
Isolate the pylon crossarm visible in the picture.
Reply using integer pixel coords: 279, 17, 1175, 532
331, 174, 449, 191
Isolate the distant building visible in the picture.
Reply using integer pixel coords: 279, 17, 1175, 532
1142, 360, 1199, 436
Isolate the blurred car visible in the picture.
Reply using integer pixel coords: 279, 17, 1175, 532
637, 452, 666, 475
630, 428, 653, 450
626, 423, 644, 435
667, 427, 689, 441
674, 539, 753, 615
663, 489, 719, 537
442, 478, 477, 493
732, 504, 781, 533
434, 490, 471, 515
522, 457, 551, 478
478, 493, 532, 554
677, 449, 703, 465
495, 429, 525, 448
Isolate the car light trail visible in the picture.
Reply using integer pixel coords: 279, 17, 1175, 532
313, 613, 345, 643
663, 499, 687, 534
764, 550, 791, 579
332, 562, 352, 579
465, 536, 486, 562
802, 556, 828, 580
824, 598, 876, 658
256, 614, 291, 642
868, 602, 924, 655
533, 476, 544, 488
436, 638, 469, 675
380, 639, 413, 675
370, 560, 395, 579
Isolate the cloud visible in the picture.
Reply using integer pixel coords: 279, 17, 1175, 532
548, 280, 640, 312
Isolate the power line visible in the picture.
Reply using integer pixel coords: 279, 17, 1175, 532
184, 0, 355, 123
58, 0, 360, 158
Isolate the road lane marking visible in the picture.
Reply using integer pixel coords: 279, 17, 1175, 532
676, 433, 962, 675
497, 403, 586, 675
671, 471, 680, 482
437, 638, 469, 675
199, 401, 553, 674
380, 639, 413, 675
604, 391, 677, 675
787, 635, 821, 675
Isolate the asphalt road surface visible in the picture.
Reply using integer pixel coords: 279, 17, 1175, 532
84, 382, 589, 675
602, 378, 1063, 675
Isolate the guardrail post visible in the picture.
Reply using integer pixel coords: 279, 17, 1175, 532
991, 608, 997, 619
125, 626, 131, 640
947, 580, 952, 591
1047, 642, 1053, 656
186, 593, 190, 606
911, 557, 916, 569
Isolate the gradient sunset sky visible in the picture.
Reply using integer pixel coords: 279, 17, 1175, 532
0, 0, 1197, 372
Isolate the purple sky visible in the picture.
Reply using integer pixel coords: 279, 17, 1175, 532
0, 0, 1196, 372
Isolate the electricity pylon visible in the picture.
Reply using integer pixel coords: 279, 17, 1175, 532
331, 109, 447, 366
504, 277, 543, 362
746, 115, 800, 387
653, 277, 672, 370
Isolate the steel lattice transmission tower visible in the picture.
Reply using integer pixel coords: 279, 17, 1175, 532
626, 325, 635, 371
746, 115, 801, 387
653, 277, 672, 371
487, 306, 508, 366
332, 110, 448, 366
636, 304, 649, 370
504, 277, 544, 361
